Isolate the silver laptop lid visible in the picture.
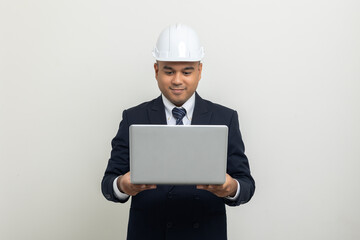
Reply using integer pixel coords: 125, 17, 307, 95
130, 125, 228, 185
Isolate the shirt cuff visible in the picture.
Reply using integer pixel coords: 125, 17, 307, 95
113, 176, 130, 200
225, 179, 240, 201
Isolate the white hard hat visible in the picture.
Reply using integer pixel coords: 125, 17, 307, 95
152, 24, 204, 62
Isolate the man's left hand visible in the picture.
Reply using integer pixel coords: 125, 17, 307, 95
196, 174, 237, 198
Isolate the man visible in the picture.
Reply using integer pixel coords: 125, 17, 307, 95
101, 24, 255, 240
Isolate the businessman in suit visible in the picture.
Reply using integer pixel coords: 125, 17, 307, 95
101, 24, 255, 240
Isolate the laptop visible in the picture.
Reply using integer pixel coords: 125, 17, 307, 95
129, 125, 228, 185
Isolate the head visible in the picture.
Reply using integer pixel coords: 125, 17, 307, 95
152, 24, 204, 106
154, 61, 202, 106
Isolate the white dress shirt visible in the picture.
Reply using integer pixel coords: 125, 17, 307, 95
161, 93, 195, 125
113, 93, 240, 200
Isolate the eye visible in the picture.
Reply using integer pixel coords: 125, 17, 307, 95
183, 72, 191, 76
165, 71, 174, 75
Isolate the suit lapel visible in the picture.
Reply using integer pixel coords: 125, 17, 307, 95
147, 95, 167, 124
191, 92, 212, 125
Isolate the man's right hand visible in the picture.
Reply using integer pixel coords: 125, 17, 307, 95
117, 172, 157, 196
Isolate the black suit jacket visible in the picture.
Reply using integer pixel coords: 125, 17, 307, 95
102, 93, 255, 240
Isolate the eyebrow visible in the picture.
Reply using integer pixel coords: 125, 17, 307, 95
183, 67, 195, 71
163, 66, 173, 70
163, 66, 195, 71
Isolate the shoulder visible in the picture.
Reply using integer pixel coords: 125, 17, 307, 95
197, 94, 236, 117
120, 96, 162, 124
204, 98, 235, 114
207, 100, 238, 124
125, 96, 161, 114
194, 93, 238, 126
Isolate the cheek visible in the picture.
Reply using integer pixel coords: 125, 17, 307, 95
189, 78, 200, 89
157, 79, 169, 90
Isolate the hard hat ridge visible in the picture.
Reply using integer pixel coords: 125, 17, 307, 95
152, 23, 204, 62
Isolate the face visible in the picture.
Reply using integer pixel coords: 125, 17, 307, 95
154, 61, 202, 107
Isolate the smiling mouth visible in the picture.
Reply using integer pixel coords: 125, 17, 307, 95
170, 88, 185, 94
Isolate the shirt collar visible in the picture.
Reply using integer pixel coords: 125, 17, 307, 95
162, 93, 196, 120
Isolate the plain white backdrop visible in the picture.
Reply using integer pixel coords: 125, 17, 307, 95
1, 0, 359, 239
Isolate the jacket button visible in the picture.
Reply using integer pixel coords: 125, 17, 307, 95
193, 222, 200, 229
167, 193, 172, 199
167, 222, 172, 228
193, 195, 200, 200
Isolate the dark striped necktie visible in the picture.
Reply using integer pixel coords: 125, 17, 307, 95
172, 107, 187, 125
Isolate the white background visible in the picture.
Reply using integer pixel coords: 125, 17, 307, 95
1, 0, 359, 239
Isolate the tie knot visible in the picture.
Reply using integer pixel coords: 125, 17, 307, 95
172, 107, 187, 125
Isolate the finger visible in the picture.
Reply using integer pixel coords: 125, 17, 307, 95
132, 184, 146, 191
197, 184, 210, 189
197, 185, 225, 197
132, 184, 156, 193
207, 184, 223, 190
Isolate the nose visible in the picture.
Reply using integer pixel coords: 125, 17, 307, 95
171, 72, 182, 85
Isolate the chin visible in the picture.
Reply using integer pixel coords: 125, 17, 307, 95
171, 99, 185, 106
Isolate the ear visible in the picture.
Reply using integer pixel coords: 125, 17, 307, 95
154, 63, 159, 79
198, 62, 203, 80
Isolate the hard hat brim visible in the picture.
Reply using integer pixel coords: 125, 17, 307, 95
152, 50, 204, 62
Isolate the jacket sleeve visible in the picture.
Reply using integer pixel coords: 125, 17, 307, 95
224, 111, 255, 206
101, 110, 131, 203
